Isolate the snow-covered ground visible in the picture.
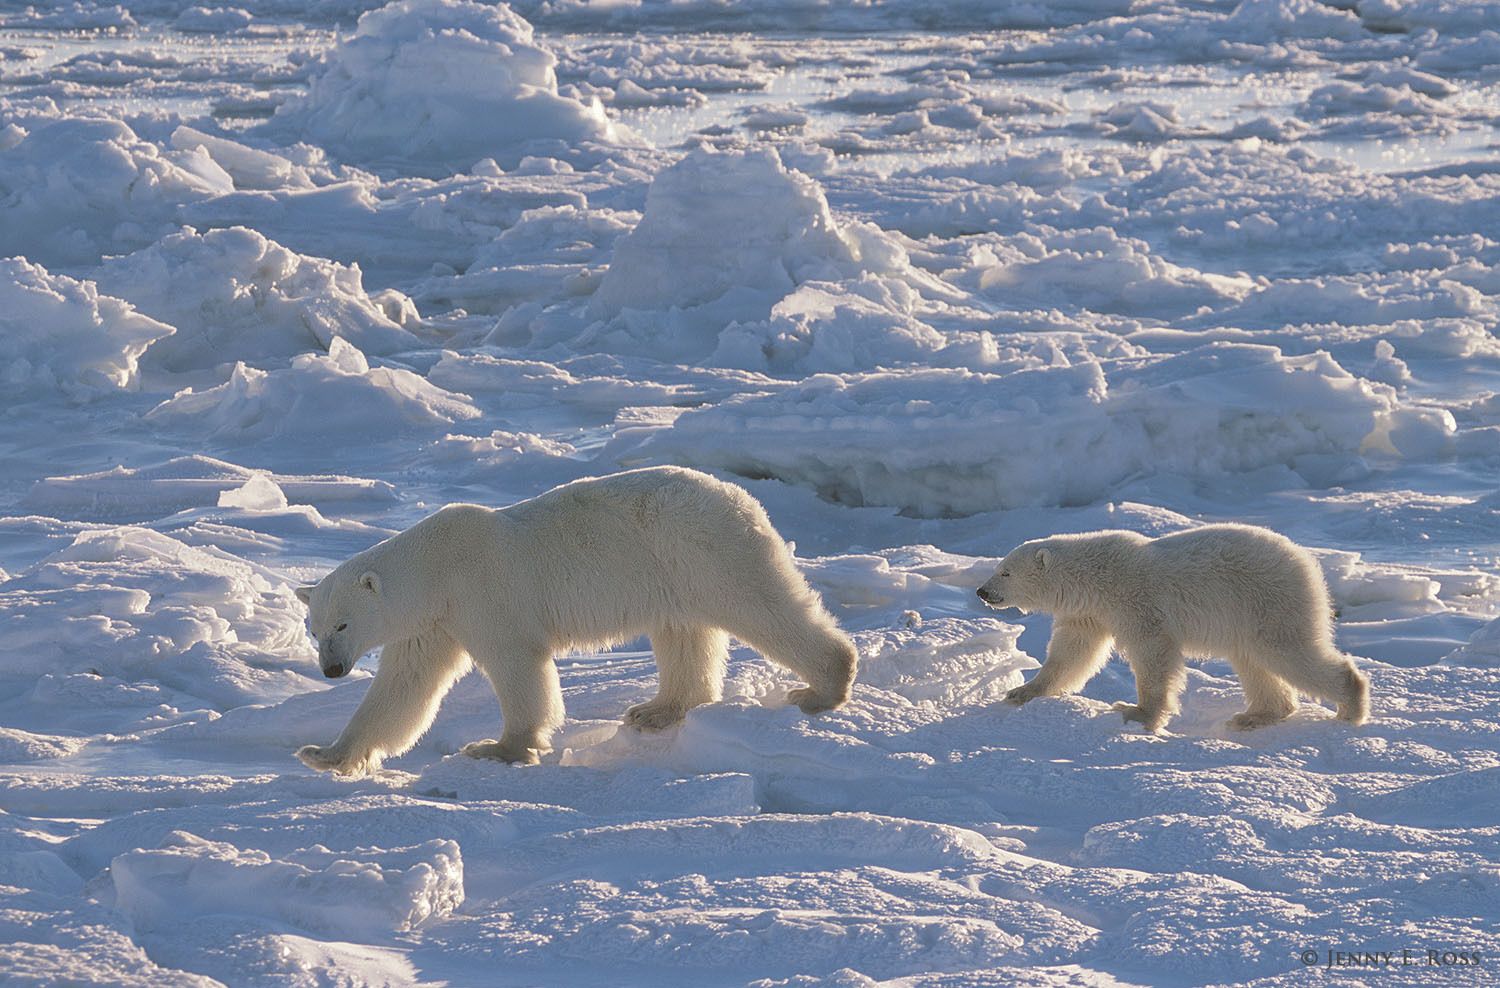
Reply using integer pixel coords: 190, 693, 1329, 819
3, 0, 1500, 984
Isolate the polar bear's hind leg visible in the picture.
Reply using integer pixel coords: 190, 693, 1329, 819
1226, 652, 1298, 730
627, 625, 730, 730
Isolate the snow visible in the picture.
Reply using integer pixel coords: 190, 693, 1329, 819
266, 0, 621, 173
0, 256, 174, 401
94, 226, 423, 373
3, 0, 1500, 984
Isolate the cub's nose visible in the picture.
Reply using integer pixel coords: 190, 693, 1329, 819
977, 588, 1000, 604
323, 662, 346, 679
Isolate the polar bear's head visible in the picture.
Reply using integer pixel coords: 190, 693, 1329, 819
976, 539, 1058, 615
295, 563, 391, 679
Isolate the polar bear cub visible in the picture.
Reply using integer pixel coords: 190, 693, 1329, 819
977, 524, 1369, 732
295, 466, 858, 775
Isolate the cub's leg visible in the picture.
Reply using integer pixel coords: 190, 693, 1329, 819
1226, 652, 1298, 730
464, 646, 565, 765
1114, 633, 1185, 733
715, 599, 857, 715
297, 629, 470, 776
626, 625, 730, 731
1006, 616, 1113, 705
1260, 644, 1369, 725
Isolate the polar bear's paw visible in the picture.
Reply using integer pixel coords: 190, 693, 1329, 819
1004, 682, 1045, 706
788, 686, 844, 715
1228, 709, 1291, 731
296, 744, 375, 776
462, 739, 542, 766
1112, 702, 1167, 733
624, 699, 689, 731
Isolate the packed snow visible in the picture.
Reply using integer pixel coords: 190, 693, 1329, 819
2, 0, 1499, 985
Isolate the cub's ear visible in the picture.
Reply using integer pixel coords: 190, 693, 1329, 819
295, 586, 315, 605
359, 571, 381, 594
1035, 548, 1051, 569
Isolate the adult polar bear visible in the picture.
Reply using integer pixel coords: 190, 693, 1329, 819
295, 466, 858, 776
978, 524, 1369, 733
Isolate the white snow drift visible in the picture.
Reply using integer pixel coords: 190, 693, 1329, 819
147, 338, 480, 442
268, 0, 619, 172
94, 227, 422, 373
629, 344, 1442, 517
0, 257, 174, 402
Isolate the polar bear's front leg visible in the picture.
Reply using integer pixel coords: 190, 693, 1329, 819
1006, 617, 1113, 705
1114, 633, 1185, 733
297, 630, 470, 776
466, 648, 565, 765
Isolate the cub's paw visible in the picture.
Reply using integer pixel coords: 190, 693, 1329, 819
624, 700, 688, 731
1004, 682, 1044, 706
788, 686, 845, 715
296, 744, 373, 776
462, 739, 541, 766
1112, 702, 1167, 733
1228, 710, 1290, 731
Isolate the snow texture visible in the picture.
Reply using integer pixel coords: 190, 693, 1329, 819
2, 0, 1500, 984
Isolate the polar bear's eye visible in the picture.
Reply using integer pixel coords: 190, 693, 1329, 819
1001, 571, 1010, 578
336, 623, 348, 633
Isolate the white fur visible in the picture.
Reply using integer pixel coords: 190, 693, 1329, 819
295, 466, 858, 775
978, 524, 1370, 733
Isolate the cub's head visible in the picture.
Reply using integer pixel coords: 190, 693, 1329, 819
295, 566, 388, 679
976, 539, 1058, 615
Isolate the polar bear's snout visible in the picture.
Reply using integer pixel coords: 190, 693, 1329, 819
318, 638, 352, 679
976, 585, 1003, 605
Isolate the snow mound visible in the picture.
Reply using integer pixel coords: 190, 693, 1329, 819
1444, 616, 1500, 667
712, 277, 1000, 374
146, 338, 480, 442
94, 227, 422, 373
973, 228, 1255, 319
111, 832, 462, 937
0, 118, 229, 267
0, 527, 313, 714
628, 343, 1419, 517
0, 257, 174, 402
581, 146, 917, 360
268, 0, 618, 173
173, 6, 253, 32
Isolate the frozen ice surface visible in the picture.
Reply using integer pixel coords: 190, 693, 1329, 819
3, 0, 1500, 984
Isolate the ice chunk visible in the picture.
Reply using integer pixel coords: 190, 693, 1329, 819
0, 118, 229, 267
146, 338, 480, 442
267, 0, 620, 173
591, 146, 866, 318
173, 6, 253, 32
216, 474, 289, 512
23, 455, 396, 522
0, 257, 174, 402
581, 146, 924, 360
94, 227, 422, 373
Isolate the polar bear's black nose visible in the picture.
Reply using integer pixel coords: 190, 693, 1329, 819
977, 588, 1001, 604
324, 662, 346, 679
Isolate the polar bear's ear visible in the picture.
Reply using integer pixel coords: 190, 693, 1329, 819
359, 571, 382, 595
295, 586, 314, 605
1035, 548, 1051, 570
